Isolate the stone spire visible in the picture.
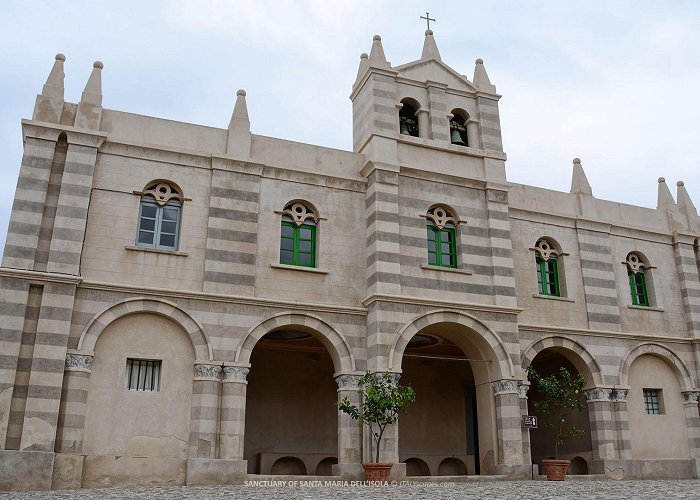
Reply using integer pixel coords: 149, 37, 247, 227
421, 29, 441, 61
570, 158, 592, 195
656, 177, 676, 211
226, 89, 252, 158
473, 58, 496, 93
677, 181, 698, 217
368, 35, 391, 69
75, 61, 104, 130
353, 53, 370, 88
33, 53, 66, 123
42, 53, 66, 99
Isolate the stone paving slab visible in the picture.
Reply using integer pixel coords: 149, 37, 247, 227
1, 480, 700, 499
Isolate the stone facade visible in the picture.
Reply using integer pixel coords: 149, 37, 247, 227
0, 31, 699, 490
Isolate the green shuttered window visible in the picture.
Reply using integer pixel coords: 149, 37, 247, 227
628, 269, 649, 306
280, 216, 316, 267
536, 254, 560, 296
427, 222, 457, 268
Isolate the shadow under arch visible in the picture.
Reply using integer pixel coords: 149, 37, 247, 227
619, 342, 695, 391
78, 297, 212, 361
521, 335, 604, 387
389, 309, 514, 380
235, 312, 356, 374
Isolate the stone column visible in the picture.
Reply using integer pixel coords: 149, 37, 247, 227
585, 388, 616, 461
219, 366, 249, 461
55, 352, 93, 454
518, 381, 532, 465
335, 374, 363, 479
492, 380, 524, 472
416, 109, 430, 139
189, 363, 221, 458
610, 388, 632, 460
681, 390, 700, 478
466, 120, 480, 149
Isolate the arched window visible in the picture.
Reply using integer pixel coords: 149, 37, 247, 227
136, 182, 182, 251
425, 206, 458, 268
625, 253, 651, 307
279, 202, 318, 267
449, 109, 468, 146
533, 239, 560, 296
399, 99, 420, 137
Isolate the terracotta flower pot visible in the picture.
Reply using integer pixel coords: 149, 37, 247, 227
362, 462, 393, 483
541, 459, 570, 481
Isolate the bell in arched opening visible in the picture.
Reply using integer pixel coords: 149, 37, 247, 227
399, 101, 419, 137
449, 114, 468, 146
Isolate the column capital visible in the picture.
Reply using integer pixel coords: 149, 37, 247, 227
517, 381, 530, 399
223, 366, 250, 383
194, 363, 222, 381
610, 388, 629, 402
584, 387, 612, 402
492, 379, 519, 395
335, 374, 361, 390
65, 352, 93, 373
682, 390, 700, 404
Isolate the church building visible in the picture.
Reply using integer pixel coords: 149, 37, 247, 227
0, 30, 699, 490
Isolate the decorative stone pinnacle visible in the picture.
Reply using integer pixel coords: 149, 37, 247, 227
237, 89, 246, 96
360, 53, 368, 60
55, 53, 66, 61
475, 58, 484, 65
677, 181, 684, 187
658, 177, 665, 183
373, 35, 381, 41
93, 61, 103, 69
573, 158, 581, 164
425, 29, 433, 36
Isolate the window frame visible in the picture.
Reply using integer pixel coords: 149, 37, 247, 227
279, 216, 317, 268
628, 268, 650, 307
643, 388, 662, 415
536, 253, 561, 297
427, 221, 457, 268
125, 358, 161, 392
136, 196, 182, 251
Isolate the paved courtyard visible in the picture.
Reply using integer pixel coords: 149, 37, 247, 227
1, 480, 699, 499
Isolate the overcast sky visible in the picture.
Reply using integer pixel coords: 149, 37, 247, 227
1, 1, 699, 252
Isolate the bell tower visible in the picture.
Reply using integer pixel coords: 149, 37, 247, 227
350, 30, 507, 182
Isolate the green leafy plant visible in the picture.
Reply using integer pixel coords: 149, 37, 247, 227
337, 371, 416, 463
527, 366, 586, 459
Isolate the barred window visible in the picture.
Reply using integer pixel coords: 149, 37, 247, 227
126, 358, 161, 391
643, 388, 661, 415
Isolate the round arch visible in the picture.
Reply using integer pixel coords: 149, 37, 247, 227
521, 336, 604, 387
235, 312, 356, 374
389, 310, 514, 379
619, 342, 695, 391
78, 297, 212, 360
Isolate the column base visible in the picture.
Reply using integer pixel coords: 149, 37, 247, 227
493, 464, 533, 479
589, 458, 696, 479
0, 450, 54, 491
186, 458, 247, 485
332, 463, 364, 480
52, 453, 84, 490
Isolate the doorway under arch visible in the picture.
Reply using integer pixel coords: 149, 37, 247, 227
244, 328, 338, 475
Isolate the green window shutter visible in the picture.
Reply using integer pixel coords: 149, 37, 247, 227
280, 219, 316, 267
536, 254, 560, 296
426, 223, 457, 268
628, 269, 649, 306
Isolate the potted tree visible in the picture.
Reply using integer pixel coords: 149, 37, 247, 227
337, 371, 415, 482
527, 366, 587, 481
